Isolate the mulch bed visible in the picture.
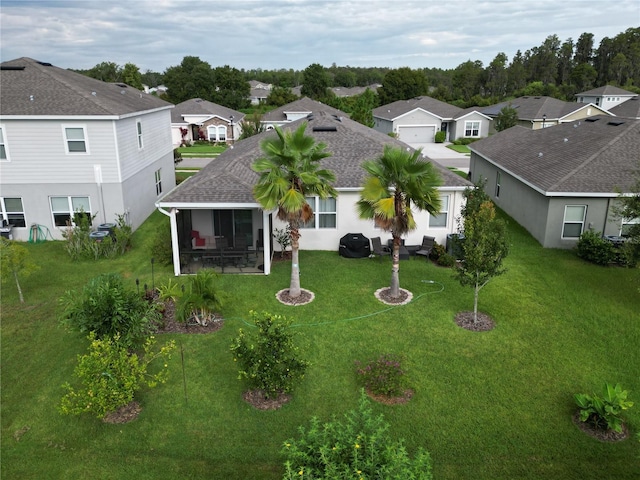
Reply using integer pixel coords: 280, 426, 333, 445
454, 311, 496, 331
242, 389, 292, 410
572, 412, 630, 442
103, 401, 142, 424
153, 300, 224, 334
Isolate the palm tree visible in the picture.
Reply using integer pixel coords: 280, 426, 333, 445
252, 123, 337, 298
357, 145, 442, 298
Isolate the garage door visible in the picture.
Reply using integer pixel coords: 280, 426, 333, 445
398, 126, 435, 144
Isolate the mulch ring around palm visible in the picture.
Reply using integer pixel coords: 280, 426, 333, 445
572, 412, 630, 442
454, 311, 496, 331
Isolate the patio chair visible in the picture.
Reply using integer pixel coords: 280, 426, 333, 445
371, 237, 391, 260
415, 235, 435, 260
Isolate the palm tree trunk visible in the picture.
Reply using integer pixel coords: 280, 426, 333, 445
289, 227, 301, 298
390, 236, 401, 298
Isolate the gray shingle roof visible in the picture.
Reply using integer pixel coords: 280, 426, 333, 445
470, 116, 640, 194
609, 97, 640, 119
170, 98, 244, 124
160, 104, 470, 206
481, 96, 586, 120
261, 97, 348, 122
0, 57, 172, 116
576, 85, 638, 97
373, 96, 462, 120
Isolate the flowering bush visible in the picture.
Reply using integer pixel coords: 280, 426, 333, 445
282, 390, 432, 479
59, 333, 176, 419
355, 353, 407, 397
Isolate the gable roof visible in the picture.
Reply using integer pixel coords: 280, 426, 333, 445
170, 98, 244, 124
609, 97, 640, 119
0, 57, 172, 117
576, 85, 638, 97
470, 116, 640, 195
261, 97, 348, 123
159, 103, 470, 206
480, 96, 594, 121
373, 96, 462, 121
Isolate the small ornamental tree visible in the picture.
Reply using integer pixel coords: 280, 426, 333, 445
282, 390, 433, 479
0, 237, 39, 303
455, 182, 509, 323
59, 333, 176, 419
494, 104, 519, 132
230, 311, 309, 399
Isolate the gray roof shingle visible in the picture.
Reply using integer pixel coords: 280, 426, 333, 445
609, 97, 640, 119
373, 96, 462, 120
576, 85, 638, 97
470, 116, 640, 194
170, 98, 244, 124
0, 57, 172, 116
261, 97, 349, 122
161, 105, 470, 205
481, 96, 586, 120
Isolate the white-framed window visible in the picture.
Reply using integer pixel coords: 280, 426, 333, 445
621, 217, 639, 237
50, 196, 91, 227
1, 197, 26, 227
562, 205, 586, 239
429, 195, 449, 227
63, 125, 88, 153
207, 125, 227, 142
495, 171, 501, 198
464, 121, 480, 137
136, 120, 143, 149
301, 196, 337, 229
0, 126, 9, 161
155, 169, 162, 196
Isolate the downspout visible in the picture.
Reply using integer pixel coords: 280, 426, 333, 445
157, 206, 181, 276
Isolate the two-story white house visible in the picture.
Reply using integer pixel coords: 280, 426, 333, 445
0, 57, 175, 241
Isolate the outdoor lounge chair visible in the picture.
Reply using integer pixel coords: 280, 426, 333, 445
371, 236, 391, 260
415, 235, 435, 260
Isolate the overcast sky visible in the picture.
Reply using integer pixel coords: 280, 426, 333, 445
1, 0, 638, 73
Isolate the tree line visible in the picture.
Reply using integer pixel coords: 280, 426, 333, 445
73, 27, 639, 115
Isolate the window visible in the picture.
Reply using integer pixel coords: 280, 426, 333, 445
0, 126, 8, 161
63, 126, 87, 153
50, 196, 91, 227
562, 205, 586, 238
621, 217, 639, 237
495, 171, 501, 198
301, 197, 337, 229
155, 169, 162, 195
207, 125, 227, 142
464, 121, 480, 137
1, 197, 26, 227
136, 120, 143, 149
429, 195, 449, 227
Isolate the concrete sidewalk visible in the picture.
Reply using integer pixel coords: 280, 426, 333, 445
417, 143, 470, 173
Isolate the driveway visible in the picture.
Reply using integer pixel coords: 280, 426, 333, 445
413, 143, 470, 173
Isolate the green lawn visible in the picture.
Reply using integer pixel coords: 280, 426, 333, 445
177, 144, 227, 157
2, 211, 639, 479
447, 144, 471, 154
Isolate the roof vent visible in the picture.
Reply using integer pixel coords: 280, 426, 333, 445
115, 83, 128, 88
331, 114, 342, 122
607, 120, 625, 126
564, 138, 568, 142
312, 126, 337, 132
29, 95, 34, 101
91, 91, 96, 96
0, 65, 26, 71
36, 61, 52, 66
585, 117, 599, 122
121, 90, 126, 95
538, 152, 543, 157
306, 113, 315, 120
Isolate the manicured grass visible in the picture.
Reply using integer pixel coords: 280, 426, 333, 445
447, 144, 471, 154
177, 144, 227, 157
2, 211, 639, 479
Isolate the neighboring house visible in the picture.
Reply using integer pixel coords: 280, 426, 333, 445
469, 115, 640, 249
330, 84, 381, 97
260, 97, 349, 130
248, 80, 272, 105
372, 96, 491, 147
609, 96, 640, 119
575, 85, 638, 111
157, 102, 471, 276
170, 98, 244, 146
481, 96, 611, 134
143, 84, 168, 96
0, 57, 175, 241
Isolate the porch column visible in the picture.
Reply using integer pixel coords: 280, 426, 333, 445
170, 208, 181, 276
262, 210, 271, 275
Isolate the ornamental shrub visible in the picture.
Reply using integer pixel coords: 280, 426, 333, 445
575, 382, 633, 433
437, 252, 456, 267
230, 311, 309, 399
576, 230, 615, 266
355, 353, 407, 397
429, 242, 446, 261
434, 131, 446, 143
59, 273, 160, 349
59, 332, 176, 419
282, 390, 432, 479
